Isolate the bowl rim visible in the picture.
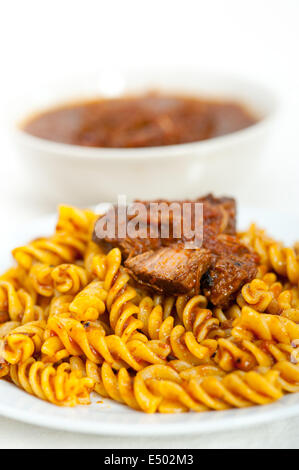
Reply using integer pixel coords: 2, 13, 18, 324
13, 71, 279, 161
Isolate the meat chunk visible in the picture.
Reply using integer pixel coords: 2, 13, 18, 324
93, 205, 163, 258
92, 194, 258, 307
133, 194, 236, 236
125, 245, 213, 295
203, 232, 253, 257
93, 194, 236, 259
198, 194, 236, 235
201, 234, 259, 307
125, 233, 258, 305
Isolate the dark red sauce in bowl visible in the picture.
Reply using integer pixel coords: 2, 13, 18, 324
23, 93, 257, 148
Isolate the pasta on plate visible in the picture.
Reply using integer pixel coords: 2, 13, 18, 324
0, 205, 298, 413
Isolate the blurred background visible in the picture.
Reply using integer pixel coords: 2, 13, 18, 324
0, 0, 298, 233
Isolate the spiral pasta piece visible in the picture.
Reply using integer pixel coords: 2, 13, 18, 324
10, 358, 94, 406
175, 295, 194, 322
237, 277, 293, 316
0, 266, 37, 302
163, 296, 217, 366
210, 304, 241, 339
139, 295, 219, 361
12, 206, 94, 272
0, 321, 21, 338
213, 304, 242, 323
41, 295, 77, 362
213, 337, 257, 372
138, 297, 174, 342
1, 320, 46, 365
212, 334, 299, 373
134, 364, 188, 413
240, 339, 299, 368
29, 263, 89, 297
47, 294, 74, 319
168, 360, 225, 380
98, 248, 145, 341
56, 205, 97, 243
170, 325, 217, 366
0, 321, 20, 377
273, 361, 299, 392
186, 369, 283, 410
83, 360, 140, 410
232, 306, 299, 344
41, 335, 71, 363
278, 288, 299, 322
69, 280, 107, 322
239, 279, 276, 313
269, 246, 299, 285
152, 294, 176, 318
238, 224, 274, 265
134, 364, 283, 413
12, 235, 84, 271
71, 356, 137, 407
84, 241, 105, 278
45, 314, 170, 371
0, 281, 44, 324
181, 296, 219, 341
213, 305, 299, 372
239, 224, 299, 285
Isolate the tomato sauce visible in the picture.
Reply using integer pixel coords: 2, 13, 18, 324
23, 93, 257, 148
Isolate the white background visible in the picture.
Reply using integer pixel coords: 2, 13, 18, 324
0, 0, 298, 448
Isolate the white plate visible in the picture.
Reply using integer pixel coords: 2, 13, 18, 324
0, 207, 298, 436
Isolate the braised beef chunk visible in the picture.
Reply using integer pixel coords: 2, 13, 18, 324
203, 232, 253, 258
202, 252, 258, 308
133, 194, 236, 236
125, 245, 213, 295
201, 232, 259, 306
198, 195, 236, 235
92, 194, 258, 307
93, 205, 163, 258
125, 232, 258, 304
93, 193, 236, 259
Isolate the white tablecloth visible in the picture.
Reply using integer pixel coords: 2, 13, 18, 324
0, 414, 298, 449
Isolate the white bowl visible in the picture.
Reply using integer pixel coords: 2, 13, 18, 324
14, 69, 277, 206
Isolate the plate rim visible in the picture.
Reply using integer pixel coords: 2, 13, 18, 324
0, 380, 299, 436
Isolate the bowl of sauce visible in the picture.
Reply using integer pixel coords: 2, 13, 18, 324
15, 70, 277, 206
23, 93, 257, 148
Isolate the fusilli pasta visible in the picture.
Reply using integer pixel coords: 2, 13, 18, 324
0, 206, 298, 414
